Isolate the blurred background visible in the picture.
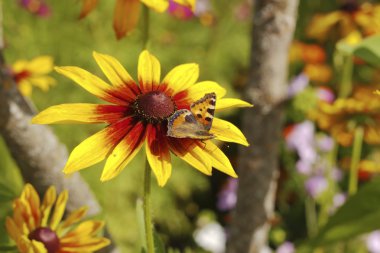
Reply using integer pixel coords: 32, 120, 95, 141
2, 0, 380, 252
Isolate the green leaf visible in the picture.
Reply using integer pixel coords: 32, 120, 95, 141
153, 231, 166, 253
311, 178, 380, 246
353, 35, 380, 67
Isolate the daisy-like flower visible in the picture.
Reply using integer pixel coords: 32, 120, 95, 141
307, 1, 380, 41
309, 86, 380, 147
19, 0, 51, 17
79, 0, 196, 39
32, 50, 251, 186
6, 184, 110, 253
11, 56, 56, 96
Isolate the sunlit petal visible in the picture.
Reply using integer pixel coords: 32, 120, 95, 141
138, 50, 161, 92
211, 118, 249, 146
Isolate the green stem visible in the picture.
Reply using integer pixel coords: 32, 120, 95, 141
143, 160, 154, 253
348, 127, 364, 196
338, 54, 353, 98
142, 5, 150, 50
305, 196, 318, 238
0, 245, 18, 252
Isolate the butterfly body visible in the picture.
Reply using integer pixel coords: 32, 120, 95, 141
167, 93, 216, 139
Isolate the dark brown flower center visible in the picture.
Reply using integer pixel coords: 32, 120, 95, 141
29, 227, 60, 253
340, 1, 359, 14
133, 91, 176, 123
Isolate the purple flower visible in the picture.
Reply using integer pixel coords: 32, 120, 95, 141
317, 86, 335, 103
217, 178, 238, 211
296, 160, 313, 175
367, 231, 380, 253
288, 73, 309, 98
305, 176, 328, 198
286, 121, 317, 163
316, 135, 334, 152
276, 241, 295, 253
168, 0, 194, 20
19, 0, 51, 17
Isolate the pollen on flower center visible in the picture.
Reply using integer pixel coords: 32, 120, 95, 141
134, 91, 176, 123
29, 227, 60, 253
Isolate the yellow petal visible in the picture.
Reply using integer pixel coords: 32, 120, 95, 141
60, 238, 111, 252
22, 184, 41, 228
79, 0, 98, 19
32, 104, 126, 124
27, 56, 54, 74
58, 206, 88, 232
49, 190, 68, 230
210, 118, 249, 146
63, 117, 134, 174
55, 66, 125, 105
202, 141, 238, 177
140, 0, 169, 12
183, 81, 226, 101
5, 217, 21, 240
31, 240, 47, 253
29, 76, 56, 91
93, 51, 135, 88
41, 186, 56, 227
146, 125, 171, 187
18, 80, 32, 96
162, 63, 199, 95
138, 50, 161, 92
307, 12, 344, 40
12, 60, 28, 73
169, 139, 212, 175
216, 98, 253, 111
101, 121, 145, 181
113, 0, 141, 39
62, 221, 105, 240
173, 0, 196, 10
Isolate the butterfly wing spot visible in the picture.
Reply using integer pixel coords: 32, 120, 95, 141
190, 93, 216, 131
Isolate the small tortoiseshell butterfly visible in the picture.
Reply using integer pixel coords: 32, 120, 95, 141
167, 92, 216, 139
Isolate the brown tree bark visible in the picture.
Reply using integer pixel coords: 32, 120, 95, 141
0, 52, 118, 252
227, 1, 299, 252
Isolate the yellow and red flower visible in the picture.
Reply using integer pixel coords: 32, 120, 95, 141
32, 50, 251, 187
309, 86, 380, 147
11, 56, 56, 96
307, 2, 380, 41
79, 0, 196, 39
6, 184, 110, 253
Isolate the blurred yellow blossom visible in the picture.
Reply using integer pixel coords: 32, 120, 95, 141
310, 86, 380, 147
11, 56, 55, 96
307, 2, 380, 41
6, 184, 110, 253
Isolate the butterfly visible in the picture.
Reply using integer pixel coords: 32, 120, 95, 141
167, 92, 216, 139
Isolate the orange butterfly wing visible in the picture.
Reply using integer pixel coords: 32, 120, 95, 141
190, 93, 216, 131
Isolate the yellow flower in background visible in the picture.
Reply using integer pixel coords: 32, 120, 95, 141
6, 184, 110, 253
11, 56, 56, 96
32, 50, 251, 186
309, 86, 380, 147
307, 2, 380, 41
79, 0, 196, 39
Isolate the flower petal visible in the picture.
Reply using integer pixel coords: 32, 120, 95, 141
168, 138, 212, 175
22, 184, 41, 228
49, 190, 68, 230
55, 66, 126, 105
140, 0, 168, 12
101, 121, 145, 181
32, 104, 128, 124
216, 98, 253, 111
113, 0, 141, 39
173, 81, 226, 109
41, 186, 56, 227
138, 51, 161, 92
58, 207, 88, 233
93, 51, 139, 101
5, 217, 21, 240
27, 56, 54, 74
173, 0, 196, 10
146, 125, 171, 187
61, 221, 105, 240
210, 118, 249, 146
201, 141, 238, 177
63, 117, 135, 174
79, 0, 98, 19
31, 240, 48, 253
162, 63, 199, 95
60, 238, 111, 252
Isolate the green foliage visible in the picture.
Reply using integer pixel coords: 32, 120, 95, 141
353, 35, 380, 67
310, 177, 380, 246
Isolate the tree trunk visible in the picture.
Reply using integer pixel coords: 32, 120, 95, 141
227, 1, 299, 252
0, 51, 118, 253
